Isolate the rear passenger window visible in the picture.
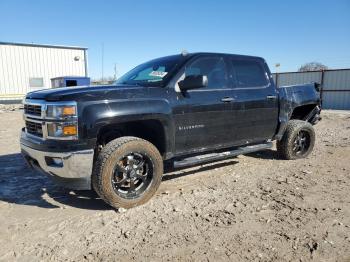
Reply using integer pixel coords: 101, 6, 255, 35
231, 60, 268, 88
185, 57, 227, 89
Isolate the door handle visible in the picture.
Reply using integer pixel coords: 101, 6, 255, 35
221, 97, 235, 103
266, 95, 277, 99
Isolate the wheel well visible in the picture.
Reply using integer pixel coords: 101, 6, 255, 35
97, 120, 166, 156
290, 104, 317, 121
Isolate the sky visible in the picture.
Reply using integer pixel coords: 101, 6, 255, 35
1, 0, 349, 79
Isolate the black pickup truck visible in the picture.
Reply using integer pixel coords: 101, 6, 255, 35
21, 52, 321, 209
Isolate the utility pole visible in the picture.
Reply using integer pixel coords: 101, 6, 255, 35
114, 63, 118, 80
275, 63, 280, 73
275, 63, 280, 87
101, 43, 104, 82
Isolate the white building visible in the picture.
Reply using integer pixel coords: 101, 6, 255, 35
0, 42, 88, 101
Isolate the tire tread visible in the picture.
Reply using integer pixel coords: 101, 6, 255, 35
277, 120, 315, 160
92, 136, 162, 208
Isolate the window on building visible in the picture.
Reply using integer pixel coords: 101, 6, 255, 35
66, 80, 78, 87
29, 77, 44, 88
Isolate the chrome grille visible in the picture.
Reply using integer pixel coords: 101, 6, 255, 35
25, 120, 43, 137
24, 104, 42, 117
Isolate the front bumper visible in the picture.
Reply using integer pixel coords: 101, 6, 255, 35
21, 143, 94, 190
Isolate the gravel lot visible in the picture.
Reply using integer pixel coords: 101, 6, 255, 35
0, 109, 349, 261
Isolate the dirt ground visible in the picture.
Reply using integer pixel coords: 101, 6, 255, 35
0, 109, 349, 262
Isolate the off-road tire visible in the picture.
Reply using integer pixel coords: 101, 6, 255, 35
277, 120, 315, 160
92, 136, 163, 209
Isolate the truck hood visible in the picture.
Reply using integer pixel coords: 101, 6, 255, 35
25, 84, 147, 101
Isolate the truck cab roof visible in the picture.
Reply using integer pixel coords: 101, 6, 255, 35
186, 52, 265, 61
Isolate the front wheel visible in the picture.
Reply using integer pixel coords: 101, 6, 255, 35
92, 136, 163, 209
277, 120, 315, 160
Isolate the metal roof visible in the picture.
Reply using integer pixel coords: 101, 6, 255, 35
51, 76, 90, 80
0, 41, 88, 50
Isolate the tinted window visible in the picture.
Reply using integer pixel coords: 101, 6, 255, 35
231, 59, 268, 88
185, 57, 227, 89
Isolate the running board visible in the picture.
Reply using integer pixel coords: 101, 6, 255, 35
173, 142, 273, 169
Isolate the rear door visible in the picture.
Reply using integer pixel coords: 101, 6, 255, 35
228, 57, 279, 144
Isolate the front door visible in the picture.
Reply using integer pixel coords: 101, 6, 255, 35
170, 55, 236, 155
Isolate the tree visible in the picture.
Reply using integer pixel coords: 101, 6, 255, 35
298, 62, 328, 72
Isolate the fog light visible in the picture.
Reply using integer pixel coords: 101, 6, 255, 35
52, 157, 63, 166
45, 157, 63, 167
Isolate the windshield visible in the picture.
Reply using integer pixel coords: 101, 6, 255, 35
116, 55, 185, 87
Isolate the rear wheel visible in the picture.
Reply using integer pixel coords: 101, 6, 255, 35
277, 120, 315, 160
92, 136, 163, 209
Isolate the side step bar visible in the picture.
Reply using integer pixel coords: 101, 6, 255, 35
173, 142, 273, 169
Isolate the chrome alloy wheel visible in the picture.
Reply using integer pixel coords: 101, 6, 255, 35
111, 152, 154, 199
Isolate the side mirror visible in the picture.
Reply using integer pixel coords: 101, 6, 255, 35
178, 75, 208, 91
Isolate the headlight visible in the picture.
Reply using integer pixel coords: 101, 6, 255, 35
46, 104, 77, 119
45, 102, 78, 140
47, 122, 78, 139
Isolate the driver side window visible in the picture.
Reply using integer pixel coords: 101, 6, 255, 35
185, 56, 228, 89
